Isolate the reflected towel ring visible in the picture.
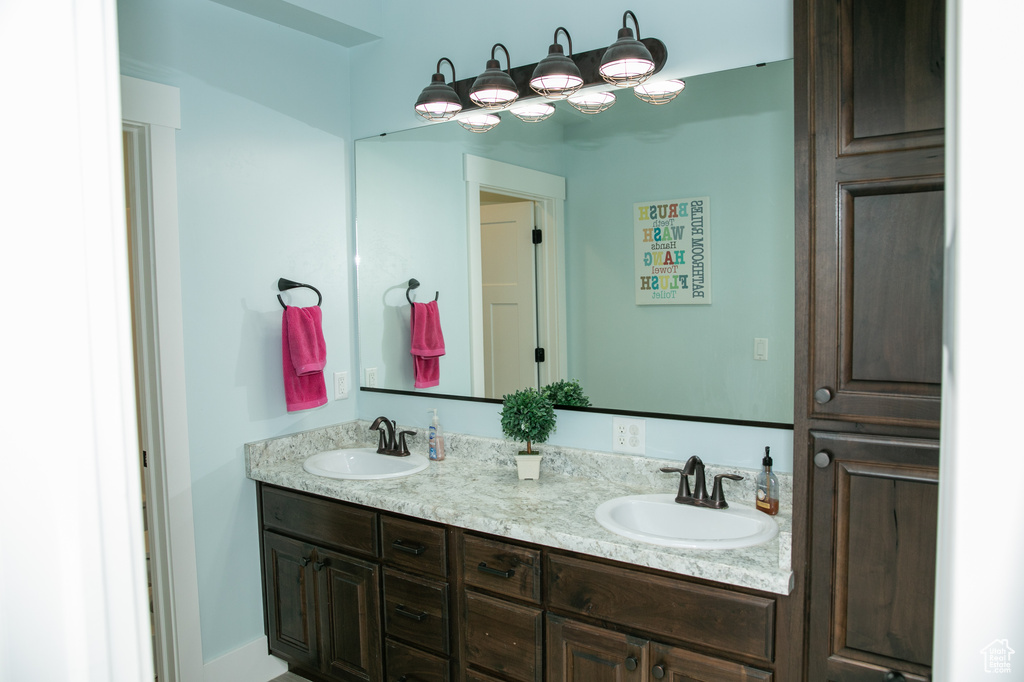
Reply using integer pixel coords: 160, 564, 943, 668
406, 278, 439, 305
277, 277, 322, 309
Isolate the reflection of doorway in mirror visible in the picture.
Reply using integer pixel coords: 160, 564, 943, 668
481, 199, 539, 398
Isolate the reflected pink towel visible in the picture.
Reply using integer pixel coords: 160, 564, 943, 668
410, 300, 445, 389
282, 306, 327, 411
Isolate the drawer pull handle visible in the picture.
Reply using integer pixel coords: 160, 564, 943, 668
394, 604, 428, 622
313, 558, 328, 571
391, 539, 427, 555
652, 664, 666, 679
478, 562, 515, 579
298, 556, 311, 567
885, 673, 906, 682
625, 656, 638, 671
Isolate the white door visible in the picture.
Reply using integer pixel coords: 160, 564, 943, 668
481, 201, 538, 398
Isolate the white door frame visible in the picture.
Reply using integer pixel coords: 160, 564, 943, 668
464, 155, 567, 397
121, 75, 205, 682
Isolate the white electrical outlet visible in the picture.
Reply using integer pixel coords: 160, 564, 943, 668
333, 371, 348, 400
612, 417, 646, 455
365, 367, 378, 388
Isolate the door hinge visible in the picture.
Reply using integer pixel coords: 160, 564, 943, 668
532, 227, 542, 245
535, 347, 545, 363
143, 450, 148, 468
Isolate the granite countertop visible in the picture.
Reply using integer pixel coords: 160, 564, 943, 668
245, 421, 794, 595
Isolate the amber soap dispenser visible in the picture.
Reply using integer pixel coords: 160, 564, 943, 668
755, 446, 779, 515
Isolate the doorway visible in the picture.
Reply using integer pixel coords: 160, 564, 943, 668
480, 195, 540, 398
465, 155, 568, 398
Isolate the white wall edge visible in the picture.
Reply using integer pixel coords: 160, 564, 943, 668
121, 75, 181, 129
203, 637, 287, 682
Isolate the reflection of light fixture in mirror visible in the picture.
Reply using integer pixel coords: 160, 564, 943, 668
510, 102, 555, 123
599, 11, 655, 87
530, 27, 584, 100
458, 112, 501, 133
414, 57, 463, 122
634, 79, 685, 105
469, 43, 518, 110
567, 90, 616, 115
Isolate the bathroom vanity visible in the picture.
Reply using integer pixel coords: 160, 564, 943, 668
247, 426, 796, 682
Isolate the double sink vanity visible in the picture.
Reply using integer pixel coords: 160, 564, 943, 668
246, 419, 793, 682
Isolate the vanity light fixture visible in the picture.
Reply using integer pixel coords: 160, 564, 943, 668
469, 43, 519, 110
567, 90, 616, 115
458, 112, 501, 133
510, 102, 556, 123
414, 58, 463, 122
599, 11, 656, 87
529, 27, 584, 100
633, 79, 685, 105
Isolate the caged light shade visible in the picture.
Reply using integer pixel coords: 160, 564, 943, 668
414, 58, 463, 121
599, 11, 655, 87
510, 102, 556, 123
529, 27, 584, 100
458, 112, 501, 133
469, 43, 519, 110
633, 79, 686, 105
567, 90, 616, 115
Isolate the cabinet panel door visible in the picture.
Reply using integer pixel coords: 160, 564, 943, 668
464, 591, 543, 682
807, 0, 945, 428
650, 642, 772, 682
262, 531, 319, 669
316, 546, 382, 682
808, 431, 938, 681
547, 615, 647, 682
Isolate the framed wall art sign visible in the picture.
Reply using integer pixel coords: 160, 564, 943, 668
634, 196, 711, 305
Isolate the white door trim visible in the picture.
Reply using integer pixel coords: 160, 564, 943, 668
121, 75, 205, 682
464, 155, 568, 397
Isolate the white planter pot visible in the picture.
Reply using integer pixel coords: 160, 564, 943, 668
516, 453, 543, 480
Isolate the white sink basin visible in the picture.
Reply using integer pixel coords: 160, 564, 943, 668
303, 447, 429, 480
595, 494, 779, 550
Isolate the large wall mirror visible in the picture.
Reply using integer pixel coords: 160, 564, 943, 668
355, 60, 794, 425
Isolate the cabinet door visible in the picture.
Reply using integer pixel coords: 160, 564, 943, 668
806, 0, 945, 428
808, 432, 938, 681
464, 590, 543, 682
262, 531, 319, 669
649, 642, 772, 682
547, 615, 647, 682
315, 546, 382, 682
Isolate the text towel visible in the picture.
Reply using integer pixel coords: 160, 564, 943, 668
410, 300, 445, 388
282, 305, 327, 411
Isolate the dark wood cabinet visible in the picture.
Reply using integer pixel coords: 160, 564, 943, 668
795, 0, 946, 678
316, 548, 382, 681
262, 531, 319, 670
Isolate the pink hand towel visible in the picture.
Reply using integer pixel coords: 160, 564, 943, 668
410, 300, 445, 389
282, 306, 327, 411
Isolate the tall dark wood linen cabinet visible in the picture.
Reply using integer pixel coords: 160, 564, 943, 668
793, 0, 945, 681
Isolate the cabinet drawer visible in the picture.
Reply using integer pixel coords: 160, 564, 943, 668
464, 591, 543, 682
462, 534, 541, 603
382, 515, 448, 579
652, 641, 773, 681
261, 486, 378, 557
547, 553, 775, 664
383, 569, 450, 655
385, 639, 449, 682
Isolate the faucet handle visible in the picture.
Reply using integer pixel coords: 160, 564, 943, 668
709, 473, 743, 509
397, 430, 416, 456
660, 467, 692, 503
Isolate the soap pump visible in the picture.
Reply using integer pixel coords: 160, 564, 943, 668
427, 409, 445, 461
755, 446, 779, 515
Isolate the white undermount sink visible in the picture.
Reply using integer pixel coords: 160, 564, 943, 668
595, 493, 779, 550
303, 447, 429, 480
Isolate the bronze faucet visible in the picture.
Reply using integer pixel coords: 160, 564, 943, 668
661, 456, 743, 509
369, 416, 416, 457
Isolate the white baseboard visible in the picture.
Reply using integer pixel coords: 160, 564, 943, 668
203, 637, 288, 682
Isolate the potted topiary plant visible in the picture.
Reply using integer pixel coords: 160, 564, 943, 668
500, 387, 556, 480
540, 378, 591, 408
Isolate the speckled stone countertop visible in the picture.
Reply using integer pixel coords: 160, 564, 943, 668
245, 420, 794, 595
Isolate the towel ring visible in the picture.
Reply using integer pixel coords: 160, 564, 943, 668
406, 278, 439, 305
277, 277, 322, 309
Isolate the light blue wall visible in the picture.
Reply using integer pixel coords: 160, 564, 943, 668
118, 0, 358, 662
